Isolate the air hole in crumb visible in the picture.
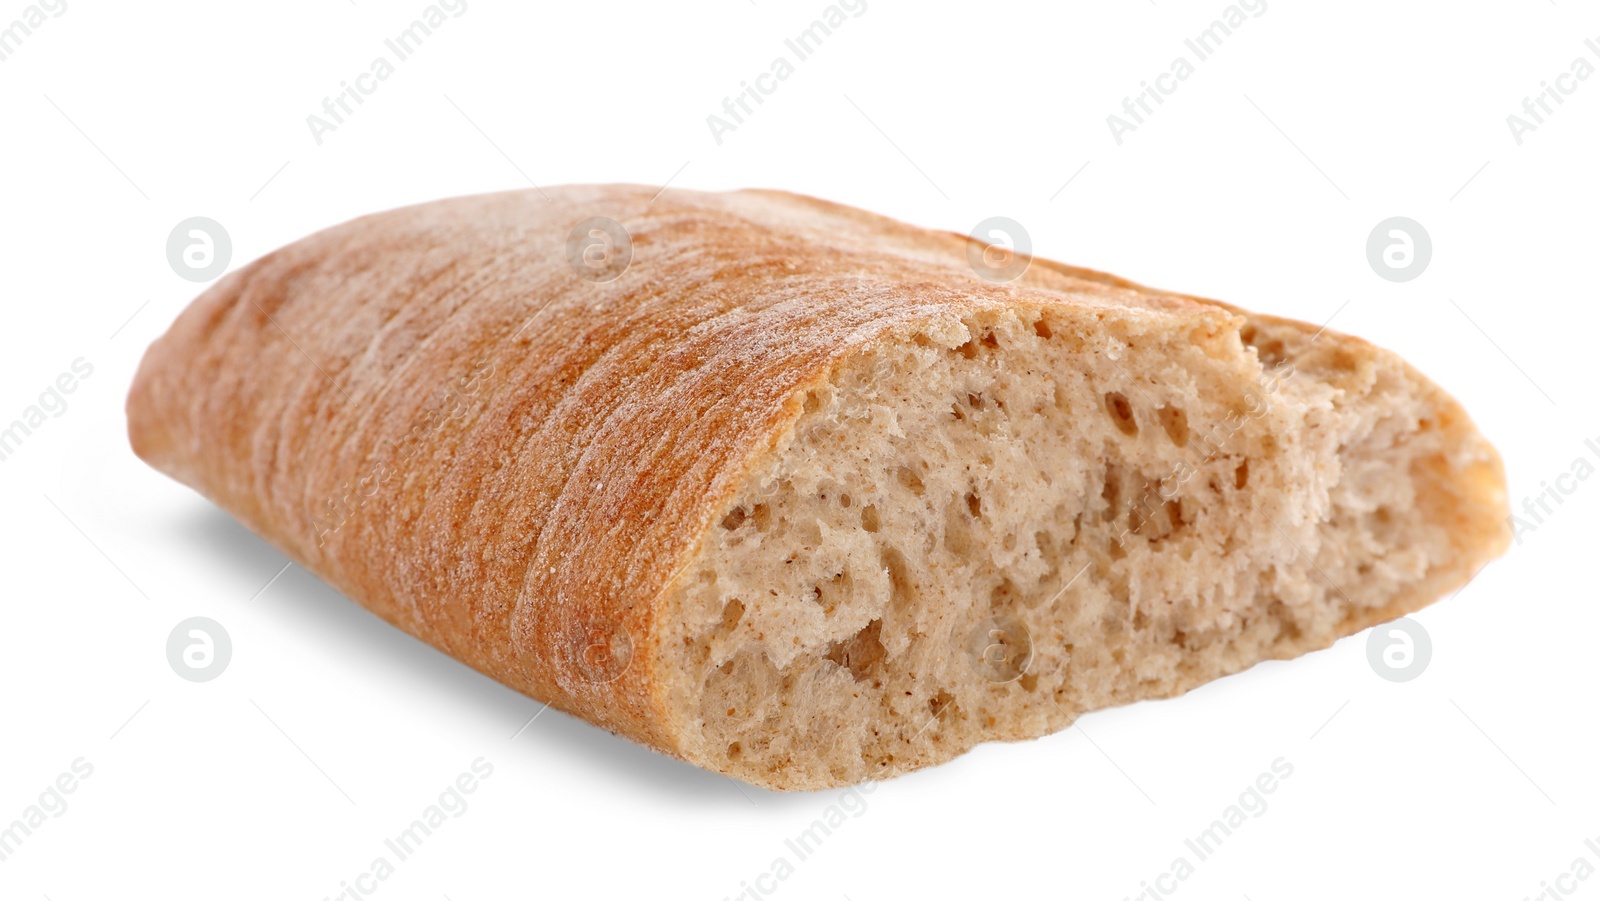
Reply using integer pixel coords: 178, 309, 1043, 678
811, 575, 845, 615
1053, 382, 1072, 413
839, 493, 852, 508
929, 689, 956, 719
1269, 601, 1302, 640
980, 332, 1000, 349
825, 619, 886, 682
1235, 460, 1250, 489
1034, 319, 1053, 339
803, 390, 824, 413
797, 519, 822, 546
955, 340, 978, 359
719, 507, 746, 530
720, 599, 744, 632
1100, 465, 1122, 522
750, 503, 771, 532
1165, 499, 1187, 531
943, 498, 976, 557
965, 492, 982, 518
1158, 405, 1189, 447
967, 392, 984, 409
861, 504, 881, 532
1035, 530, 1064, 573
1130, 499, 1154, 535
881, 546, 914, 611
1104, 392, 1138, 436
989, 578, 1017, 611
950, 404, 965, 422
727, 742, 743, 760
897, 466, 925, 496
1019, 672, 1039, 691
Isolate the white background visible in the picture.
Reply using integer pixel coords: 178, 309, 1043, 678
2, 1, 1596, 899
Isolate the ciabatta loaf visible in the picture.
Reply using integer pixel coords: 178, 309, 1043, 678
128, 186, 1509, 790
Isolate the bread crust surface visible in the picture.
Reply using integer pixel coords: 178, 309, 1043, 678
128, 185, 1508, 788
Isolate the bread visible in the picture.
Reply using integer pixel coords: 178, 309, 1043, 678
127, 185, 1510, 790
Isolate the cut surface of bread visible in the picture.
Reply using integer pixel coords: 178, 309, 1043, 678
127, 185, 1509, 791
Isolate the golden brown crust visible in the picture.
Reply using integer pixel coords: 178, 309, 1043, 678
127, 185, 1507, 774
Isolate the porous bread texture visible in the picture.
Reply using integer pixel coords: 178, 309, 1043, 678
126, 185, 1507, 793
661, 301, 1507, 790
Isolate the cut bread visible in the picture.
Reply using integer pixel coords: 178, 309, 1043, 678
127, 185, 1509, 791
